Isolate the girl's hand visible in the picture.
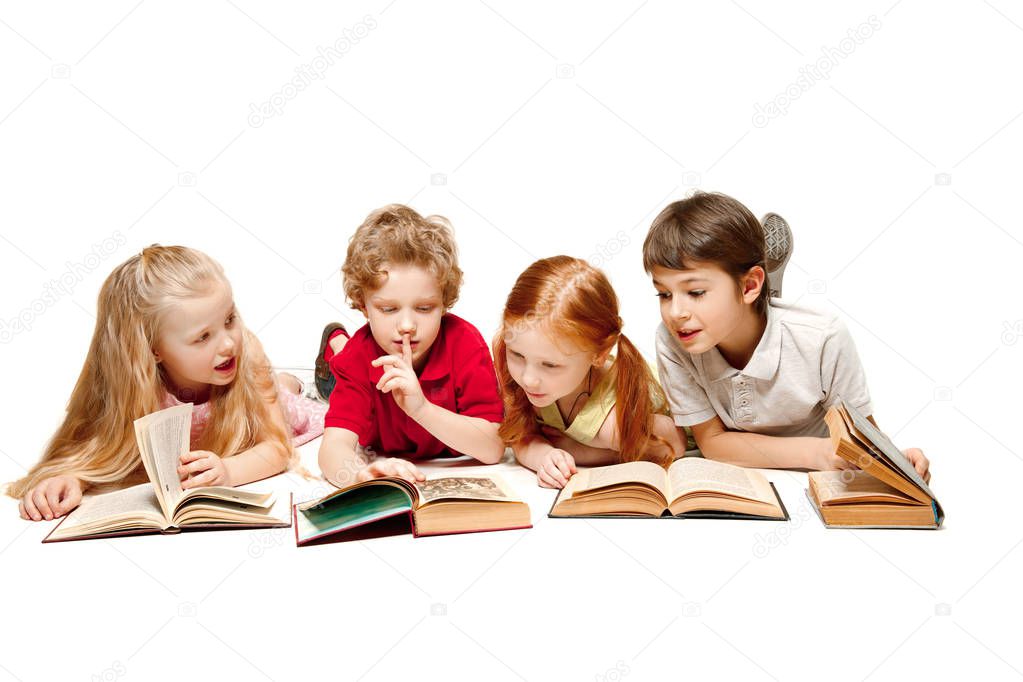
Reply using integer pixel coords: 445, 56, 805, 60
371, 335, 426, 416
19, 475, 83, 521
356, 457, 425, 485
536, 449, 577, 489
902, 448, 930, 482
179, 450, 232, 489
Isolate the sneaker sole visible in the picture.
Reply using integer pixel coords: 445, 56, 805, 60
761, 212, 793, 298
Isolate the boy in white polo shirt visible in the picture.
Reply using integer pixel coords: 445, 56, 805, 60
643, 192, 929, 478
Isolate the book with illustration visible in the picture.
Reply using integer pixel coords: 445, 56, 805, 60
43, 404, 291, 543
548, 457, 788, 520
807, 399, 943, 529
294, 474, 532, 545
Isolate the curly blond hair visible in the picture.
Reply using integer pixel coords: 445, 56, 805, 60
342, 204, 463, 310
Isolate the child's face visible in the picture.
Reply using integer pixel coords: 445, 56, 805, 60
154, 280, 243, 400
651, 262, 757, 354
362, 263, 444, 371
504, 323, 599, 409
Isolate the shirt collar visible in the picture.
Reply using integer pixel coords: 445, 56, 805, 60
738, 303, 781, 381
702, 304, 780, 382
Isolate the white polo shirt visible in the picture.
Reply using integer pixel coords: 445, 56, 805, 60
655, 298, 872, 438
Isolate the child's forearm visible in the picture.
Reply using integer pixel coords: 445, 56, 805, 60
512, 435, 616, 470
512, 438, 555, 472
541, 434, 621, 467
224, 440, 290, 486
317, 427, 365, 487
410, 402, 505, 464
694, 427, 828, 470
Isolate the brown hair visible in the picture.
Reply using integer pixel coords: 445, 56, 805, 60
493, 256, 671, 466
342, 204, 463, 311
642, 192, 769, 316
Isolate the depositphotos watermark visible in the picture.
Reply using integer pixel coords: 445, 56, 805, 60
248, 15, 378, 128
752, 15, 882, 128
1, 231, 128, 344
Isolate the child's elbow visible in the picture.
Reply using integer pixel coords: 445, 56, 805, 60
274, 444, 293, 473
477, 441, 506, 465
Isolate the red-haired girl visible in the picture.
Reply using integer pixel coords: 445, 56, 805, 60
494, 256, 684, 488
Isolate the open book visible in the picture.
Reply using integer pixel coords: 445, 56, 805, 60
807, 400, 943, 529
43, 404, 291, 543
549, 457, 788, 520
294, 474, 531, 545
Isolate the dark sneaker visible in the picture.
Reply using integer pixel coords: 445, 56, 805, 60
761, 212, 793, 298
314, 322, 348, 401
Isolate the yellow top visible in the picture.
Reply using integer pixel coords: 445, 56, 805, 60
535, 359, 673, 446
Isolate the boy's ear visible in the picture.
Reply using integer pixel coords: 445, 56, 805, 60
741, 265, 766, 304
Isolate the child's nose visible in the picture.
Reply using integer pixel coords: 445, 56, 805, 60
397, 315, 416, 335
671, 298, 691, 320
521, 367, 540, 388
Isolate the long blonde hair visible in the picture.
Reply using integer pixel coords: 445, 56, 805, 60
6, 245, 295, 498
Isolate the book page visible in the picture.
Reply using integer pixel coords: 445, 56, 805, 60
53, 483, 166, 536
840, 401, 935, 498
811, 470, 920, 505
134, 404, 191, 519
668, 458, 772, 503
415, 475, 516, 504
567, 461, 669, 500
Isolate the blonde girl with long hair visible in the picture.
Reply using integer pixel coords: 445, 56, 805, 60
494, 256, 685, 488
8, 245, 325, 521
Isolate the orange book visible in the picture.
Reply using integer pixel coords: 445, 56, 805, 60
807, 400, 943, 529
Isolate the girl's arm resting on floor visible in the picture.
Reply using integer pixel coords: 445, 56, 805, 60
223, 439, 291, 486
520, 430, 621, 468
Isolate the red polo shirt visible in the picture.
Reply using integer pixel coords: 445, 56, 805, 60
324, 314, 504, 459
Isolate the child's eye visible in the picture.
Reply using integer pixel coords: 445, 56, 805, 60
508, 350, 524, 359
416, 306, 435, 313
194, 333, 209, 344
225, 314, 236, 326
379, 307, 397, 314
688, 290, 706, 299
655, 291, 671, 300
542, 362, 560, 369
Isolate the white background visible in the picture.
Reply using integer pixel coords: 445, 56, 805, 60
1, 1, 1021, 680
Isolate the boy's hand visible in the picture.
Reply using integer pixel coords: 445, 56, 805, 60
179, 450, 232, 489
356, 457, 426, 485
19, 475, 83, 521
372, 335, 427, 416
536, 448, 577, 489
902, 447, 930, 482
812, 437, 856, 471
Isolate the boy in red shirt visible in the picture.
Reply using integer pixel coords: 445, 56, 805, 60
316, 204, 505, 487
